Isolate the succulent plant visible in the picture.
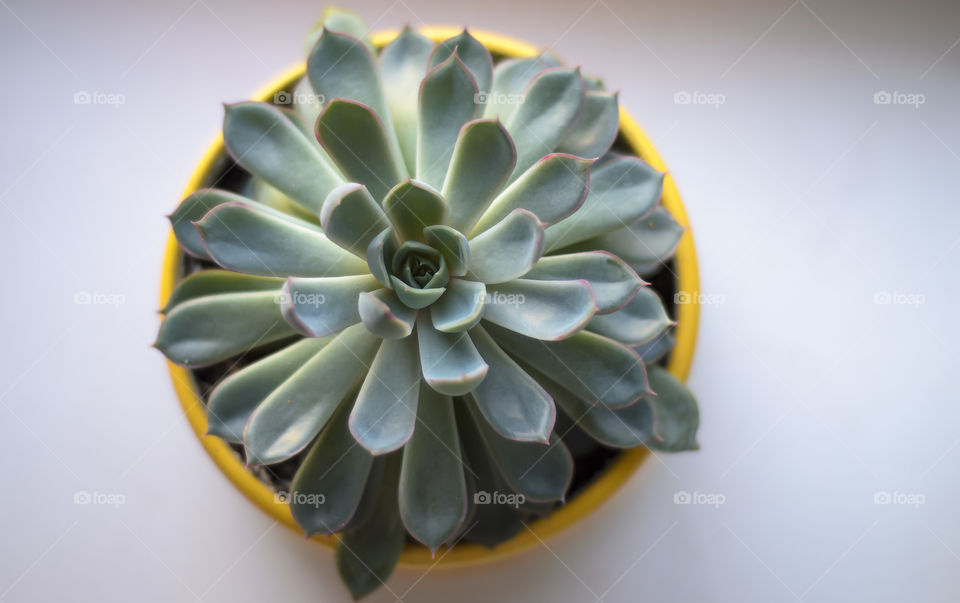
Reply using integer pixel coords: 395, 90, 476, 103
157, 7, 699, 599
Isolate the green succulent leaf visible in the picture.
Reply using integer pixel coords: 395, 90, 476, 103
281, 275, 379, 337
545, 155, 664, 251
417, 318, 488, 395
466, 209, 544, 284
472, 153, 591, 235
309, 7, 374, 54
379, 26, 436, 174
307, 28, 389, 124
223, 102, 344, 213
389, 276, 445, 309
169, 189, 247, 260
441, 119, 517, 233
243, 323, 379, 465
570, 205, 684, 267
483, 279, 596, 341
635, 331, 675, 365
423, 225, 470, 276
206, 338, 327, 443
243, 176, 321, 224
417, 52, 481, 189
357, 289, 417, 339
428, 29, 493, 96
336, 454, 405, 601
366, 228, 398, 288
162, 270, 283, 313
487, 323, 651, 408
430, 278, 486, 333
556, 91, 620, 159
382, 180, 447, 242
399, 385, 468, 553
505, 67, 586, 178
315, 99, 407, 203
289, 399, 375, 536
482, 55, 550, 120
155, 291, 296, 368
647, 366, 700, 452
467, 400, 572, 502
525, 251, 643, 314
469, 326, 554, 442
320, 183, 392, 258
349, 336, 420, 455
587, 287, 673, 345
195, 201, 368, 277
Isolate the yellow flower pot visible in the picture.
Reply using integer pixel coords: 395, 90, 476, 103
159, 26, 700, 570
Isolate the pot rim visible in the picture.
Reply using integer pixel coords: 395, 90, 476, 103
159, 25, 700, 570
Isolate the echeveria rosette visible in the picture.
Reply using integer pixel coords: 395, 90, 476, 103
156, 8, 698, 600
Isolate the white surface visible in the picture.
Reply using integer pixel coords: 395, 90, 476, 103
1, 0, 958, 601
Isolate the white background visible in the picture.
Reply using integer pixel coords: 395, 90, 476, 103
1, 0, 958, 601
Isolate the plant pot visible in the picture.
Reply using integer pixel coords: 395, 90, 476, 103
159, 25, 700, 570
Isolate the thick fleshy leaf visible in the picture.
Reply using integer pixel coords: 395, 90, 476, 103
483, 279, 595, 340
336, 454, 405, 600
466, 209, 544, 284
441, 119, 516, 233
289, 399, 374, 535
469, 326, 554, 442
390, 276, 445, 310
243, 324, 379, 465
571, 206, 684, 266
169, 189, 247, 260
358, 289, 416, 339
505, 68, 586, 178
556, 91, 620, 159
349, 336, 420, 455
467, 401, 572, 502
162, 270, 283, 312
315, 100, 407, 203
430, 279, 486, 333
195, 202, 367, 277
428, 29, 493, 96
487, 323, 651, 408
366, 228, 398, 288
423, 225, 469, 276
587, 287, 672, 345
280, 275, 378, 337
379, 27, 435, 174
647, 366, 700, 452
320, 183, 391, 257
308, 7, 374, 54
635, 330, 675, 365
532, 366, 654, 448
382, 180, 447, 242
482, 55, 550, 119
155, 291, 296, 368
243, 176, 320, 224
399, 385, 468, 552
307, 28, 388, 124
206, 338, 326, 442
472, 153, 590, 235
417, 53, 480, 189
417, 319, 488, 395
223, 103, 343, 213
545, 155, 664, 251
525, 251, 643, 314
